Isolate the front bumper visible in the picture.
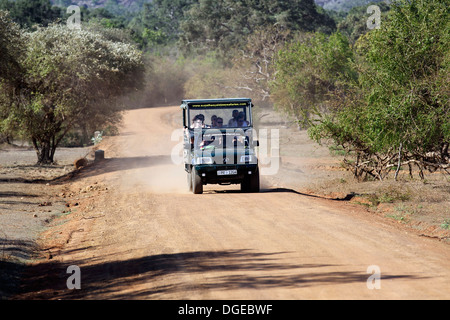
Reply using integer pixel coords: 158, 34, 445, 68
194, 164, 258, 185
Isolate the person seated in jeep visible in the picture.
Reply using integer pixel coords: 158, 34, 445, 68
237, 112, 249, 127
191, 115, 205, 128
216, 117, 224, 128
228, 110, 239, 127
210, 115, 218, 128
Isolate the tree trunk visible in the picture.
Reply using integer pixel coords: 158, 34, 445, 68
81, 124, 89, 146
32, 122, 72, 165
33, 138, 54, 165
38, 141, 53, 164
394, 143, 402, 181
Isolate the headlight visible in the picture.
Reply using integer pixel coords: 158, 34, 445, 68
195, 157, 213, 164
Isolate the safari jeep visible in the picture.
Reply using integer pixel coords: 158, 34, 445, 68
181, 98, 260, 194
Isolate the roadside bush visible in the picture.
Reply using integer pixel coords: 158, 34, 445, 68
271, 31, 357, 126
272, 0, 449, 181
0, 23, 144, 164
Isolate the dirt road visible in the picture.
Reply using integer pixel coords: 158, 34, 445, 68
20, 106, 450, 299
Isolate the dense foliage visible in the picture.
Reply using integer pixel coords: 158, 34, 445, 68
0, 10, 23, 83
0, 0, 62, 29
336, 1, 390, 44
271, 0, 449, 179
271, 32, 357, 125
179, 0, 335, 58
0, 11, 144, 163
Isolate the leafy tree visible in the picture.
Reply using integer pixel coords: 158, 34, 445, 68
0, 24, 144, 164
128, 0, 196, 49
0, 10, 23, 83
183, 26, 292, 105
271, 31, 357, 125
308, 0, 449, 179
183, 52, 234, 99
0, 0, 62, 29
82, 7, 128, 29
226, 25, 292, 104
179, 0, 336, 58
0, 10, 24, 143
337, 1, 390, 44
148, 0, 197, 39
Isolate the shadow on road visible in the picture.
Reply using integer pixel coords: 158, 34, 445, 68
9, 248, 425, 299
213, 187, 357, 201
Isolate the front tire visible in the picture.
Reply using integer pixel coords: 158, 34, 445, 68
241, 167, 260, 193
249, 167, 260, 193
192, 166, 203, 194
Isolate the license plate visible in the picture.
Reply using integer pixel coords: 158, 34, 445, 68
217, 169, 237, 176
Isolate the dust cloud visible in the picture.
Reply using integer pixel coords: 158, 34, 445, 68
108, 106, 189, 194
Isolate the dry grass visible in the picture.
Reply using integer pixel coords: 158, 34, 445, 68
305, 167, 450, 239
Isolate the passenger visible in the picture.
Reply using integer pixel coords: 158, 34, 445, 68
237, 112, 249, 127
191, 115, 204, 128
190, 115, 198, 128
210, 115, 218, 128
228, 110, 239, 127
216, 117, 224, 128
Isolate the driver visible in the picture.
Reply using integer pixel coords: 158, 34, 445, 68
228, 110, 239, 127
191, 115, 205, 128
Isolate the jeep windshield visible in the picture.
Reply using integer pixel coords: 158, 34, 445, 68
184, 100, 253, 129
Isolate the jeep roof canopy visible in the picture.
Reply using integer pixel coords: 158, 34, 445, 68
181, 98, 253, 129
180, 98, 252, 109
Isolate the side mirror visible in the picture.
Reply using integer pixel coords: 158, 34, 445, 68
254, 140, 259, 147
